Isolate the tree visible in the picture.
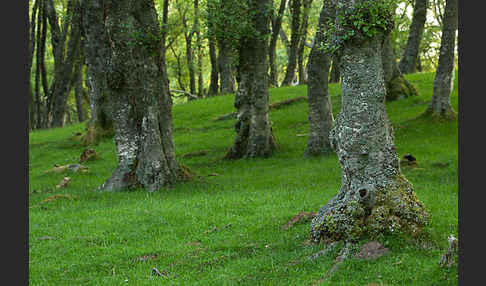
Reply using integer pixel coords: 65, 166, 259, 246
329, 55, 340, 83
310, 0, 427, 243
423, 0, 457, 120
225, 0, 277, 159
296, 0, 313, 85
399, 0, 429, 74
281, 0, 302, 86
81, 0, 113, 145
83, 0, 179, 192
304, 1, 334, 157
268, 0, 287, 87
382, 33, 418, 101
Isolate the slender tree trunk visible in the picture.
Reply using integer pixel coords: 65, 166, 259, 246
382, 34, 418, 101
304, 2, 334, 157
86, 0, 179, 192
185, 31, 196, 99
208, 37, 219, 96
269, 0, 287, 87
73, 51, 86, 123
424, 0, 457, 119
399, 0, 428, 74
81, 0, 113, 145
329, 55, 340, 83
310, 0, 427, 243
297, 0, 312, 85
281, 0, 301, 86
194, 0, 204, 99
28, 0, 39, 130
225, 0, 276, 159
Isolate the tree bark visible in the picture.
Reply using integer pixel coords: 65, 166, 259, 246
269, 0, 287, 87
399, 0, 428, 74
81, 0, 113, 145
304, 2, 334, 157
225, 0, 276, 159
281, 0, 301, 86
208, 36, 219, 96
218, 41, 235, 94
424, 0, 457, 119
73, 51, 86, 123
84, 0, 179, 192
382, 34, 418, 101
310, 0, 427, 243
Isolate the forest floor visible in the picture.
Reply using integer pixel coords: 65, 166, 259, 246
29, 71, 458, 285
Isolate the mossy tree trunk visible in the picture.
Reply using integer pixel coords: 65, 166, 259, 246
310, 0, 427, 243
304, 2, 334, 157
399, 0, 428, 74
225, 0, 276, 159
84, 0, 179, 192
382, 34, 418, 101
81, 0, 113, 145
424, 0, 457, 120
281, 0, 301, 86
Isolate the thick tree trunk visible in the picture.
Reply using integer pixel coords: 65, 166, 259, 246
225, 0, 276, 159
297, 0, 312, 85
399, 0, 428, 74
382, 34, 418, 101
304, 3, 334, 157
218, 41, 235, 94
310, 0, 427, 243
87, 0, 179, 192
424, 0, 457, 119
81, 0, 113, 145
329, 55, 340, 83
281, 0, 301, 86
269, 0, 287, 87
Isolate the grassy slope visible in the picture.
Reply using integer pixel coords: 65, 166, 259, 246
29, 72, 458, 285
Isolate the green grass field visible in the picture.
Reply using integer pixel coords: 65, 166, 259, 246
29, 71, 458, 285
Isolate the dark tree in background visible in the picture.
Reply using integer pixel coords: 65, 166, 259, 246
399, 0, 428, 74
83, 0, 179, 192
310, 0, 427, 243
424, 0, 457, 119
281, 0, 302, 86
268, 0, 287, 87
225, 0, 277, 159
304, 1, 334, 157
382, 33, 418, 101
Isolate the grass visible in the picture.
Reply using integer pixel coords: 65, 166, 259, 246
29, 71, 458, 285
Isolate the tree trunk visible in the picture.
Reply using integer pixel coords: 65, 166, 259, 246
73, 52, 86, 123
329, 55, 340, 83
85, 0, 179, 192
281, 0, 301, 86
310, 0, 427, 243
399, 0, 428, 74
81, 0, 113, 145
297, 0, 312, 85
208, 36, 219, 96
304, 2, 334, 157
269, 0, 287, 87
218, 41, 235, 94
424, 0, 457, 119
48, 0, 82, 128
185, 32, 197, 99
225, 0, 276, 159
382, 34, 418, 101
